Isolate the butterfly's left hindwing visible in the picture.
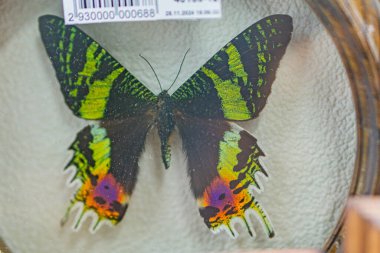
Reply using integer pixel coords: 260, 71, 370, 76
39, 15, 157, 120
63, 116, 153, 231
176, 114, 274, 237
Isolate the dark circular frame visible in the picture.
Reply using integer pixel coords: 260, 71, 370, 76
306, 0, 380, 252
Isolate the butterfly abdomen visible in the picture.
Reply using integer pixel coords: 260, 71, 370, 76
156, 91, 176, 169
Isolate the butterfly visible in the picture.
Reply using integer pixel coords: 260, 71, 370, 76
39, 14, 292, 238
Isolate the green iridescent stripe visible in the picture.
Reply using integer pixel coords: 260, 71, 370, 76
217, 127, 265, 188
76, 42, 125, 119
217, 127, 241, 173
201, 66, 251, 120
67, 124, 111, 183
225, 43, 248, 84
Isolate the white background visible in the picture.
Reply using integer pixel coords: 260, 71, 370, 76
0, 0, 356, 252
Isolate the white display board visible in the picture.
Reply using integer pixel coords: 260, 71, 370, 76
0, 0, 356, 252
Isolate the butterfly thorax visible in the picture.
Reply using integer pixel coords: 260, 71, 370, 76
156, 90, 175, 169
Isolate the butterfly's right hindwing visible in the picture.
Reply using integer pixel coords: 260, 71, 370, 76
39, 15, 156, 120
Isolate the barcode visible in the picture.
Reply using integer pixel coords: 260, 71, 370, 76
77, 0, 156, 9
63, 0, 221, 24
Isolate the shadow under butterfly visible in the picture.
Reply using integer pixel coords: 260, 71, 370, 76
38, 14, 293, 238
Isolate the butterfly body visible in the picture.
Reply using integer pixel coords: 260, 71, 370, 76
39, 14, 293, 237
155, 90, 175, 169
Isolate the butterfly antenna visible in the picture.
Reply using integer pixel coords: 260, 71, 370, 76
139, 54, 163, 92
167, 48, 190, 92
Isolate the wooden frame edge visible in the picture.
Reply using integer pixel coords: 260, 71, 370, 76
305, 0, 380, 252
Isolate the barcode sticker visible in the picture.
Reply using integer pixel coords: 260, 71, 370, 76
63, 0, 221, 24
